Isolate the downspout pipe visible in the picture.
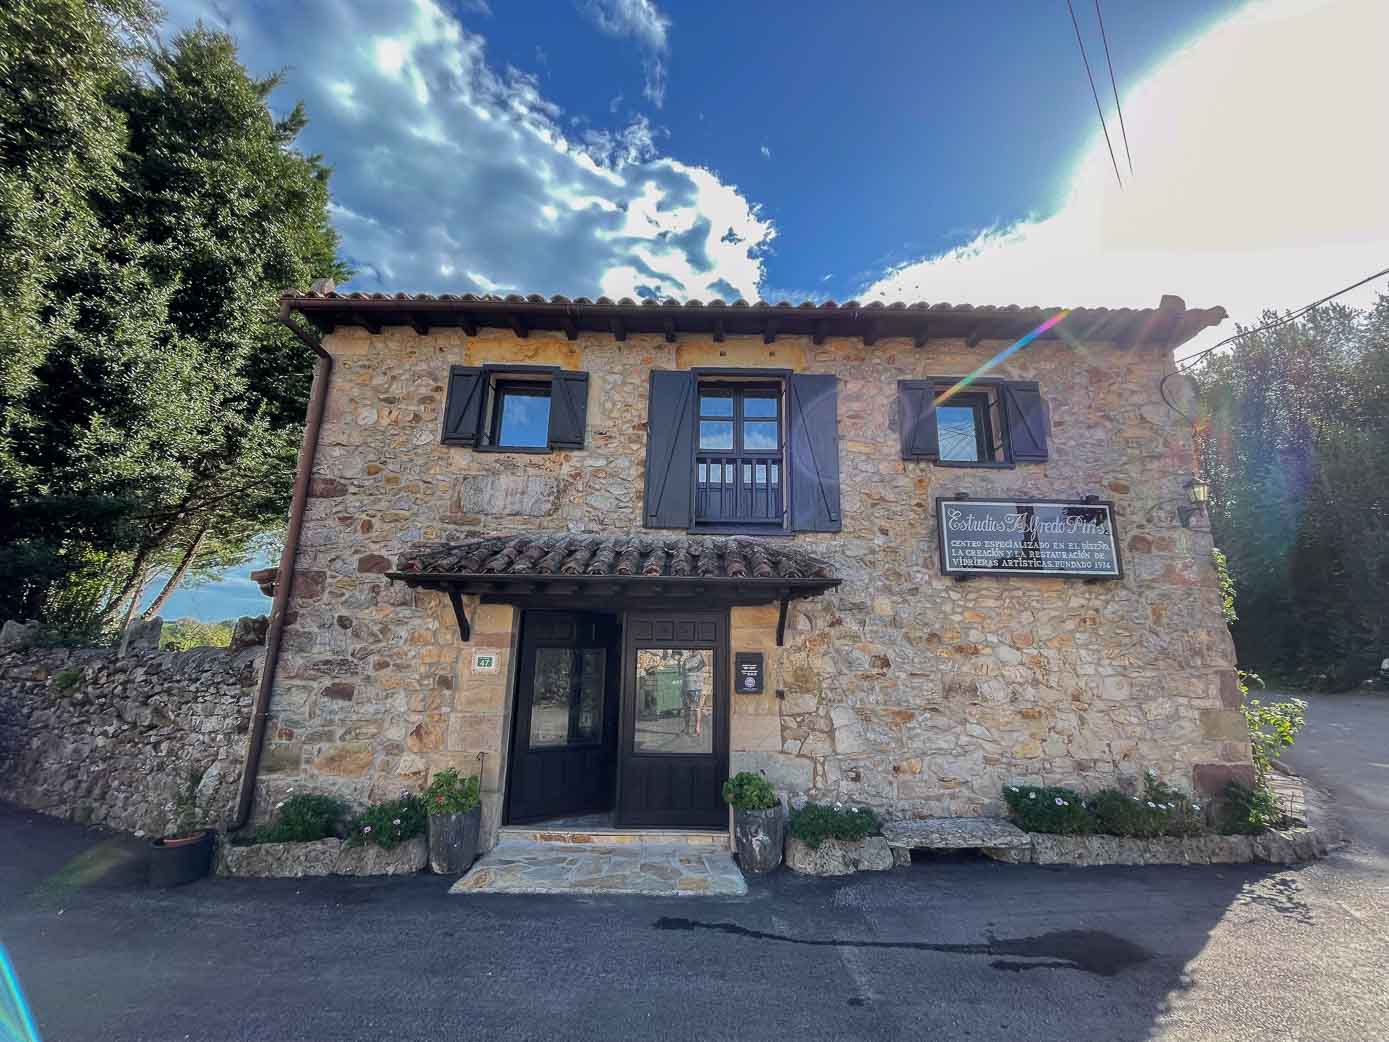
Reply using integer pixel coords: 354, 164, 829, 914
228, 300, 333, 831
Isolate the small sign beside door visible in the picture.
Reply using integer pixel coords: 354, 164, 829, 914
471, 650, 500, 674
734, 652, 764, 694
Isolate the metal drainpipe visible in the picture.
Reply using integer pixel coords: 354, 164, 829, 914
228, 301, 333, 831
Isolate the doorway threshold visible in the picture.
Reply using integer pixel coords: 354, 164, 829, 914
498, 816, 730, 851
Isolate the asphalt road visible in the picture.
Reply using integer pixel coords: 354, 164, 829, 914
2, 692, 1386, 1042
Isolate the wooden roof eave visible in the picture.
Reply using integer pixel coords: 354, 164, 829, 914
385, 570, 841, 604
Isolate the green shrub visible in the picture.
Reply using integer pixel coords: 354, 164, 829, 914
722, 772, 777, 811
1219, 781, 1286, 835
51, 666, 82, 693
346, 795, 427, 850
1242, 694, 1306, 782
237, 793, 347, 845
1091, 775, 1204, 838
1002, 785, 1095, 834
788, 802, 881, 849
421, 769, 480, 816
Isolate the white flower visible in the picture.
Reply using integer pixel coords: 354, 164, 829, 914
1028, 792, 1036, 800
1146, 801, 1156, 808
834, 802, 843, 810
1008, 786, 1019, 792
362, 825, 372, 833
275, 801, 285, 809
392, 818, 401, 826
1192, 804, 1201, 811
1132, 796, 1141, 802
1054, 798, 1066, 806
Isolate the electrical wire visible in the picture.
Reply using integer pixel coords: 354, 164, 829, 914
1093, 0, 1133, 176
1157, 264, 1389, 422
1067, 0, 1123, 189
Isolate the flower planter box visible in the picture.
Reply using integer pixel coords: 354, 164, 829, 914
149, 829, 217, 888
216, 835, 428, 878
984, 825, 1334, 866
785, 835, 894, 876
428, 806, 481, 875
733, 806, 785, 875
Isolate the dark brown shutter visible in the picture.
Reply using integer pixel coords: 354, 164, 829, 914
441, 366, 484, 445
547, 370, 589, 449
897, 380, 939, 460
643, 370, 696, 528
1002, 381, 1049, 462
788, 373, 841, 532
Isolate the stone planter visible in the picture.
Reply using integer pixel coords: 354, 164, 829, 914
785, 835, 893, 876
987, 826, 1334, 867
428, 806, 481, 875
216, 834, 428, 877
733, 805, 785, 875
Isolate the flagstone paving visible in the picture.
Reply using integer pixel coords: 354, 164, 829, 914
449, 839, 748, 897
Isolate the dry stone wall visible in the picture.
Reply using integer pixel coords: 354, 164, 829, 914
0, 645, 261, 835
265, 324, 1250, 842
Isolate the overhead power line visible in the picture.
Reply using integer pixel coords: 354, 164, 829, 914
1093, 0, 1133, 176
1157, 263, 1389, 422
1066, 0, 1123, 189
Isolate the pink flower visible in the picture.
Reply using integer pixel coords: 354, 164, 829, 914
362, 825, 372, 833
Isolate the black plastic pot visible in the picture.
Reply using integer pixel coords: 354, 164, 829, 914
733, 805, 785, 875
148, 829, 216, 888
428, 805, 481, 875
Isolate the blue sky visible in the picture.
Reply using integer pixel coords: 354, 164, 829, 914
154, 0, 1389, 620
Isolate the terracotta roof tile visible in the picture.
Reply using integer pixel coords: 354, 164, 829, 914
394, 534, 835, 581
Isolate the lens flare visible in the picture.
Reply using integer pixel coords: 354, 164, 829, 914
932, 310, 1070, 408
0, 944, 42, 1042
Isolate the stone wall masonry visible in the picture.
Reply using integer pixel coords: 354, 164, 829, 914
262, 323, 1250, 842
0, 645, 262, 835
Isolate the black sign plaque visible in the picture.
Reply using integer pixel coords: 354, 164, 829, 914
734, 652, 764, 694
936, 498, 1123, 579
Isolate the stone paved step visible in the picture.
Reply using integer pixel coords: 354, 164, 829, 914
451, 840, 747, 897
497, 826, 729, 850
881, 817, 1030, 850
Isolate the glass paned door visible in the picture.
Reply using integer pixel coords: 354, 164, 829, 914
528, 648, 604, 747
617, 612, 728, 828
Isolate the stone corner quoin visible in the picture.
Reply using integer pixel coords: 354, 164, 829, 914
256, 318, 1248, 849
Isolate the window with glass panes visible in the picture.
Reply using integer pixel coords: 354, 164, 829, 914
694, 384, 783, 527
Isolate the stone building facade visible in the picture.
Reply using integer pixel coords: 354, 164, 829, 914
259, 293, 1251, 848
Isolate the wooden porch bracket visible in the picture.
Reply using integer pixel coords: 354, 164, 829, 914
776, 595, 789, 647
448, 590, 471, 642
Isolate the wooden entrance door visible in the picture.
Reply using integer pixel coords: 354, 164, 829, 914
506, 611, 619, 824
616, 610, 728, 828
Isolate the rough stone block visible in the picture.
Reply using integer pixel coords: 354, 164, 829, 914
454, 474, 558, 517
334, 834, 429, 875
1193, 762, 1257, 797
217, 838, 341, 878
730, 713, 781, 752
730, 751, 812, 792
786, 835, 894, 875
1199, 709, 1249, 741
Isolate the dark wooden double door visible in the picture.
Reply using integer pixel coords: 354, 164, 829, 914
506, 609, 728, 829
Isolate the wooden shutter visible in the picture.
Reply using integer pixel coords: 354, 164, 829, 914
441, 366, 484, 445
788, 373, 841, 532
547, 370, 589, 449
897, 380, 939, 460
643, 370, 696, 528
1002, 381, 1049, 462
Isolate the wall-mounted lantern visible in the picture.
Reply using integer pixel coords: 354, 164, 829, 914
1178, 476, 1210, 528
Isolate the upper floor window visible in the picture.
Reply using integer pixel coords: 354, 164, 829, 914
899, 378, 1048, 467
441, 364, 589, 452
695, 384, 784, 529
644, 370, 840, 534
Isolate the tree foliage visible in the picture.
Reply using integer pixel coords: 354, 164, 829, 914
1195, 292, 1389, 686
0, 3, 347, 630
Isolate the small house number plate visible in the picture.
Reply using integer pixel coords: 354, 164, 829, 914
472, 650, 500, 674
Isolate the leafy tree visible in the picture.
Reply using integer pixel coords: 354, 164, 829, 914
160, 616, 234, 650
1195, 291, 1389, 686
0, 6, 348, 631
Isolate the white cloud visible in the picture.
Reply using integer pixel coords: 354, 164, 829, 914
864, 0, 1389, 359
161, 0, 770, 302
580, 0, 671, 108
759, 145, 771, 160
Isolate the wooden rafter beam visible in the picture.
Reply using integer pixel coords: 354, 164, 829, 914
610, 316, 626, 342
863, 319, 879, 346
763, 318, 778, 345
813, 320, 828, 346
663, 317, 676, 343
913, 322, 930, 349
353, 311, 382, 335
966, 323, 986, 347
508, 313, 529, 339
713, 318, 725, 343
410, 315, 430, 336
562, 315, 578, 341
460, 313, 478, 337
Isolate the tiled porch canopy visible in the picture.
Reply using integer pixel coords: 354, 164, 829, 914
387, 534, 840, 642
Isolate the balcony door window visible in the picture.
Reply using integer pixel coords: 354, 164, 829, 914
695, 384, 783, 529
